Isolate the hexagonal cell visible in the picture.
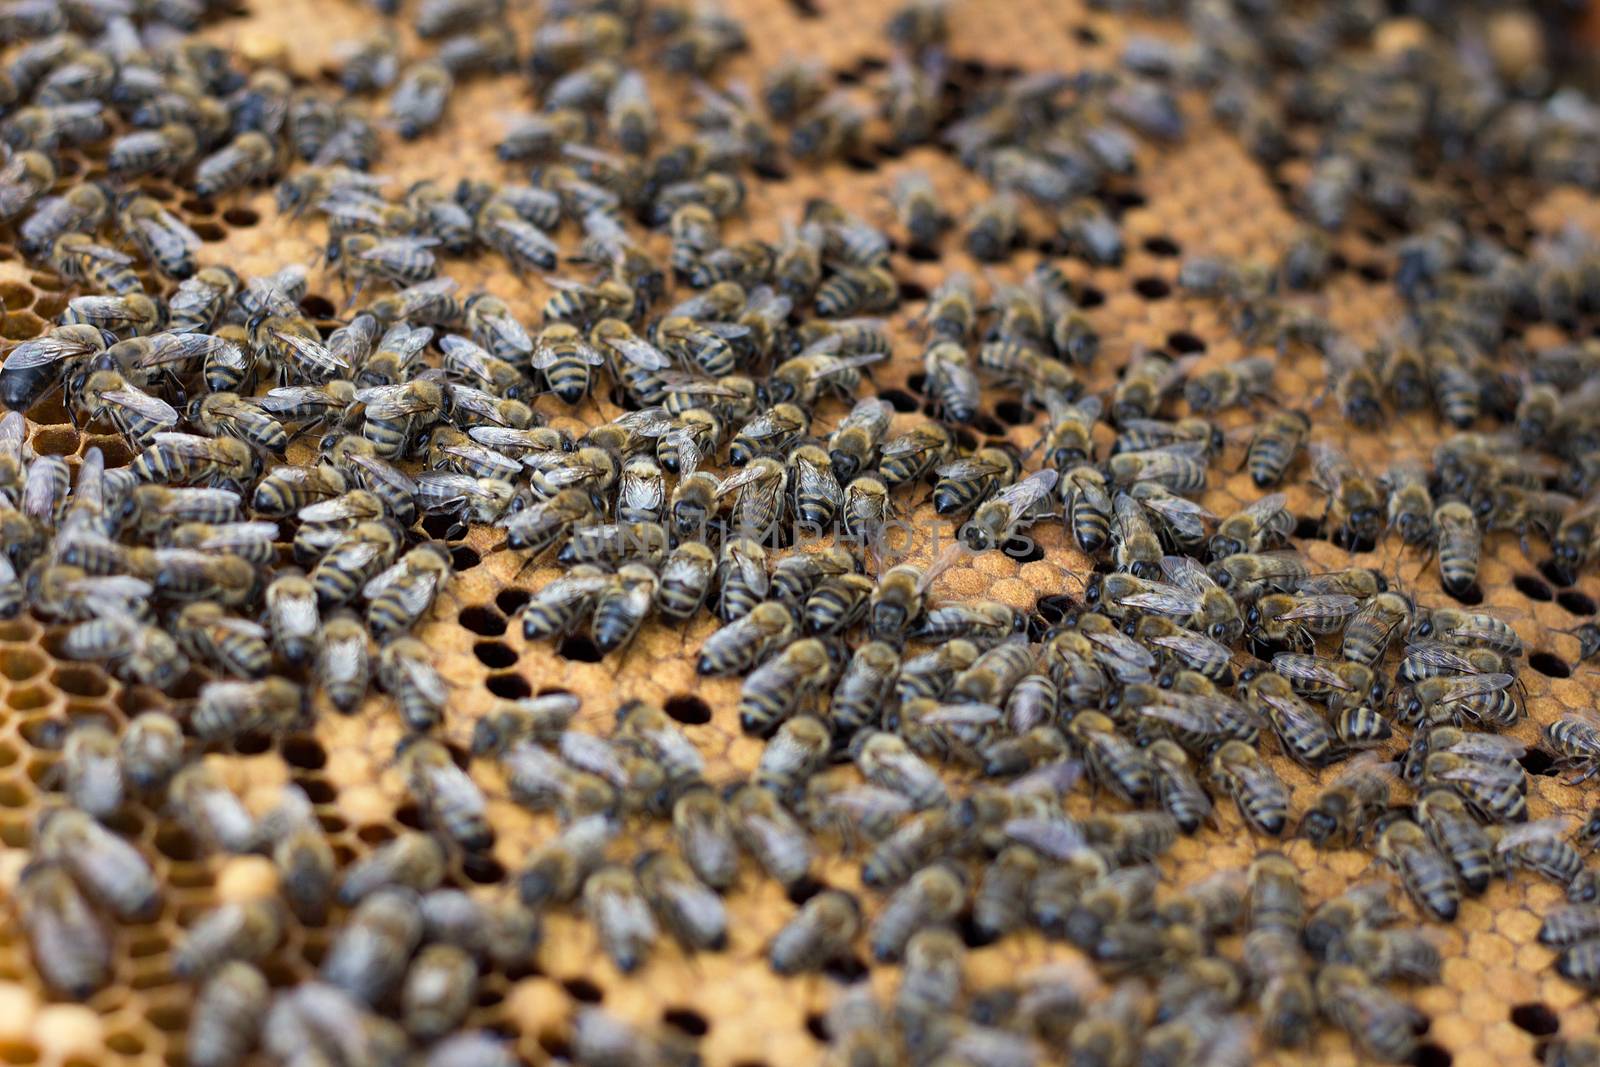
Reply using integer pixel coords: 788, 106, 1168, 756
0, 310, 43, 341
49, 665, 110, 699
7, 687, 52, 713
0, 281, 33, 311
0, 649, 46, 684
29, 426, 78, 456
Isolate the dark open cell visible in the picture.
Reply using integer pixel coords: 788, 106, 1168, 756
785, 875, 826, 905
451, 546, 481, 570
222, 207, 259, 227
474, 642, 518, 669
1166, 331, 1205, 354
1541, 558, 1576, 588
495, 588, 532, 615
879, 388, 919, 413
665, 694, 712, 724
995, 399, 1031, 425
1005, 537, 1045, 563
233, 732, 272, 755
1357, 262, 1388, 283
459, 606, 507, 636
562, 977, 604, 1003
1410, 1044, 1450, 1067
959, 912, 1000, 947
395, 803, 425, 831
555, 635, 603, 663
461, 853, 506, 884
297, 777, 337, 804
821, 954, 869, 983
1510, 1004, 1559, 1036
486, 673, 534, 699
1518, 748, 1557, 777
1143, 236, 1181, 257
1558, 590, 1596, 615
1443, 581, 1482, 607
1078, 285, 1105, 308
1133, 276, 1170, 300
972, 412, 1008, 437
281, 735, 327, 770
804, 1013, 829, 1042
899, 280, 930, 302
663, 1008, 709, 1037
1530, 651, 1571, 679
153, 826, 200, 862
1514, 574, 1554, 601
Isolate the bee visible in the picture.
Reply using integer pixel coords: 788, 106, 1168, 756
805, 573, 875, 635
739, 637, 837, 736
711, 537, 769, 623
730, 403, 810, 470
1210, 740, 1289, 836
60, 721, 125, 820
189, 963, 270, 1067
1306, 441, 1384, 549
19, 181, 112, 259
35, 807, 160, 923
190, 676, 304, 741
1056, 466, 1111, 556
815, 264, 898, 319
1410, 605, 1523, 657
370, 277, 462, 327
700, 601, 800, 675
373, 637, 446, 731
1411, 787, 1497, 897
589, 564, 659, 653
1495, 816, 1584, 887
178, 596, 275, 676
716, 459, 786, 540
1394, 671, 1518, 729
769, 889, 861, 975
319, 885, 423, 1006
576, 864, 659, 975
170, 761, 260, 854
888, 171, 946, 258
963, 469, 1059, 552
186, 392, 288, 456
384, 60, 453, 139
1233, 409, 1308, 488
920, 340, 982, 423
1297, 754, 1393, 849
878, 420, 953, 487
1375, 818, 1461, 921
962, 193, 1021, 262
1375, 461, 1434, 546
1341, 591, 1413, 666
119, 712, 184, 794
818, 398, 893, 486
173, 898, 284, 980
1430, 500, 1482, 596
753, 715, 831, 801
16, 862, 111, 999
1104, 442, 1209, 499
398, 737, 491, 851
0, 149, 54, 222
930, 448, 1017, 517
60, 290, 166, 340
1318, 964, 1429, 1063
193, 130, 278, 198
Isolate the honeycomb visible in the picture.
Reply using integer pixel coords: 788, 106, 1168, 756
0, 1, 1595, 1066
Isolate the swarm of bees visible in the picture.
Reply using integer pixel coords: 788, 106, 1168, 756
6, 0, 1600, 1064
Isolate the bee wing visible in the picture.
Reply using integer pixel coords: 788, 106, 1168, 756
73, 240, 136, 266
1083, 628, 1157, 668
605, 335, 673, 370
1158, 554, 1219, 595
1138, 492, 1215, 534
1430, 672, 1515, 702
935, 456, 1009, 480
344, 452, 419, 496
817, 785, 913, 821
727, 544, 768, 588
991, 470, 1059, 518
136, 213, 202, 251
1147, 627, 1231, 663
273, 330, 349, 372
353, 384, 437, 418
1307, 441, 1356, 491
1495, 816, 1574, 853
1401, 642, 1481, 674
1270, 653, 1353, 690
805, 352, 888, 381
1255, 686, 1325, 729
1441, 617, 1527, 644
1275, 593, 1361, 623
1003, 816, 1087, 859
1436, 731, 1526, 760
738, 409, 803, 439
66, 296, 145, 325
359, 235, 441, 259
195, 524, 280, 556
880, 432, 938, 458
417, 471, 485, 510
1236, 492, 1289, 525
148, 432, 226, 459
1116, 581, 1201, 616
1112, 491, 1155, 533
3, 334, 103, 370
101, 387, 179, 423
715, 465, 778, 497
923, 702, 1003, 727
442, 442, 522, 479
1008, 758, 1085, 796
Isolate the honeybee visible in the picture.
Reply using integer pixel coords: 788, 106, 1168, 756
1243, 411, 1310, 488
1431, 500, 1481, 596
193, 130, 278, 198
1393, 671, 1518, 729
1547, 714, 1600, 784
399, 737, 491, 851
1381, 461, 1435, 545
377, 637, 448, 732
963, 470, 1059, 551
119, 712, 185, 793
189, 963, 270, 1067
879, 420, 953, 487
0, 324, 113, 413
21, 184, 113, 259
36, 807, 161, 922
964, 193, 1021, 262
320, 885, 423, 1005
1210, 740, 1289, 835
1376, 819, 1461, 921
1298, 754, 1394, 849
769, 889, 861, 975
16, 861, 111, 999
1316, 965, 1426, 1062
0, 149, 54, 221
1341, 592, 1414, 666
1309, 442, 1383, 549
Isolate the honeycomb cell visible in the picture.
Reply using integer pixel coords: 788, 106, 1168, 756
0, 311, 42, 341
47, 667, 109, 699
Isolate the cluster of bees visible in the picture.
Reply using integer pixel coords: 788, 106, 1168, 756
2, 0, 1600, 1064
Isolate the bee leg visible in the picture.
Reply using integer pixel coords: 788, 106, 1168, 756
1568, 764, 1600, 787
